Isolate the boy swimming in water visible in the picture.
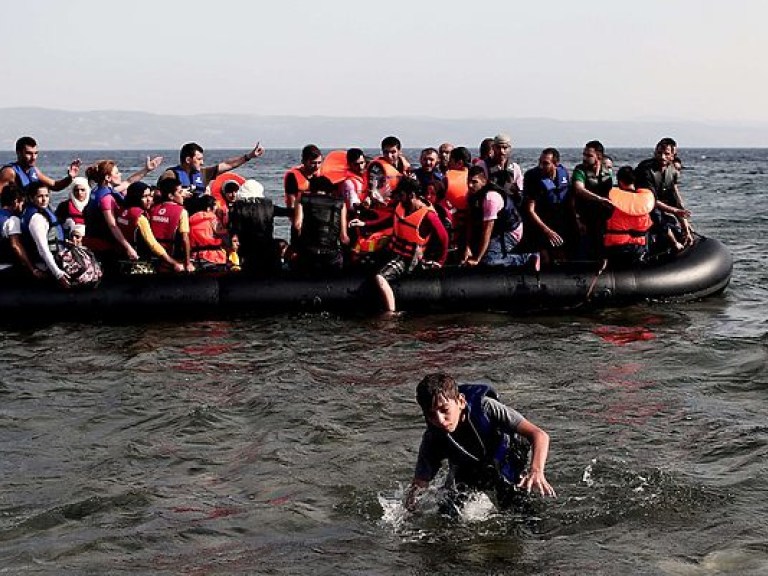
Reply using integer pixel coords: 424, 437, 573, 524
406, 373, 555, 513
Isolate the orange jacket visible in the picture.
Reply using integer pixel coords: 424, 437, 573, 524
390, 203, 434, 260
604, 187, 654, 247
444, 168, 469, 211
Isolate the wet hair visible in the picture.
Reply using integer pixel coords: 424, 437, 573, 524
346, 148, 365, 164
309, 175, 336, 194
584, 140, 605, 156
616, 166, 635, 186
0, 183, 23, 207
541, 147, 560, 163
124, 181, 151, 208
301, 144, 322, 163
655, 137, 677, 152
15, 136, 37, 153
180, 142, 204, 164
449, 146, 472, 168
381, 136, 401, 151
158, 177, 182, 199
467, 165, 487, 180
85, 159, 117, 185
420, 147, 439, 158
416, 373, 461, 413
479, 137, 494, 159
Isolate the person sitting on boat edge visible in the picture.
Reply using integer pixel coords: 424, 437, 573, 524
463, 165, 539, 270
149, 178, 195, 273
292, 175, 349, 273
116, 182, 184, 273
19, 182, 69, 288
159, 141, 265, 200
0, 183, 46, 280
373, 178, 448, 314
0, 136, 81, 196
55, 176, 90, 234
635, 137, 692, 252
603, 166, 654, 267
522, 147, 578, 265
405, 372, 555, 514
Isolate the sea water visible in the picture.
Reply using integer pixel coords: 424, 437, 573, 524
0, 147, 766, 575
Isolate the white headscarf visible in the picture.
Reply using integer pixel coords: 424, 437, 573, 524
69, 176, 91, 212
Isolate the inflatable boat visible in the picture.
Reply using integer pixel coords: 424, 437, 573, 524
0, 235, 731, 322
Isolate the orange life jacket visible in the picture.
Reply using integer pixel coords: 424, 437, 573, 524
390, 203, 434, 260
343, 172, 368, 207
369, 157, 410, 197
283, 166, 311, 205
444, 168, 469, 211
604, 187, 654, 247
189, 211, 227, 264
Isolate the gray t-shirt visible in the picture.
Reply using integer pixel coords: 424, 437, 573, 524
414, 396, 524, 482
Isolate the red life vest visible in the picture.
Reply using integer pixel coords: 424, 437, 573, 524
189, 211, 226, 264
116, 206, 144, 246
604, 187, 654, 247
149, 201, 185, 253
390, 203, 434, 260
444, 168, 469, 211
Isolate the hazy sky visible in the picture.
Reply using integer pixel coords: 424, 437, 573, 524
6, 0, 766, 122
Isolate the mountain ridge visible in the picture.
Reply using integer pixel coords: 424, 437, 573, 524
1, 107, 765, 150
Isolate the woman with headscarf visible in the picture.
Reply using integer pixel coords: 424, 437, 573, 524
55, 175, 90, 233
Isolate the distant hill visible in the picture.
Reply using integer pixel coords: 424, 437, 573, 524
0, 107, 765, 150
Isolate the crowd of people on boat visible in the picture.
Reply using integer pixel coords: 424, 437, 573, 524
0, 134, 692, 310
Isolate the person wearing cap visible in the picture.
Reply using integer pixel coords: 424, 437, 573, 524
159, 141, 265, 199
478, 134, 524, 208
374, 178, 449, 314
116, 182, 185, 273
